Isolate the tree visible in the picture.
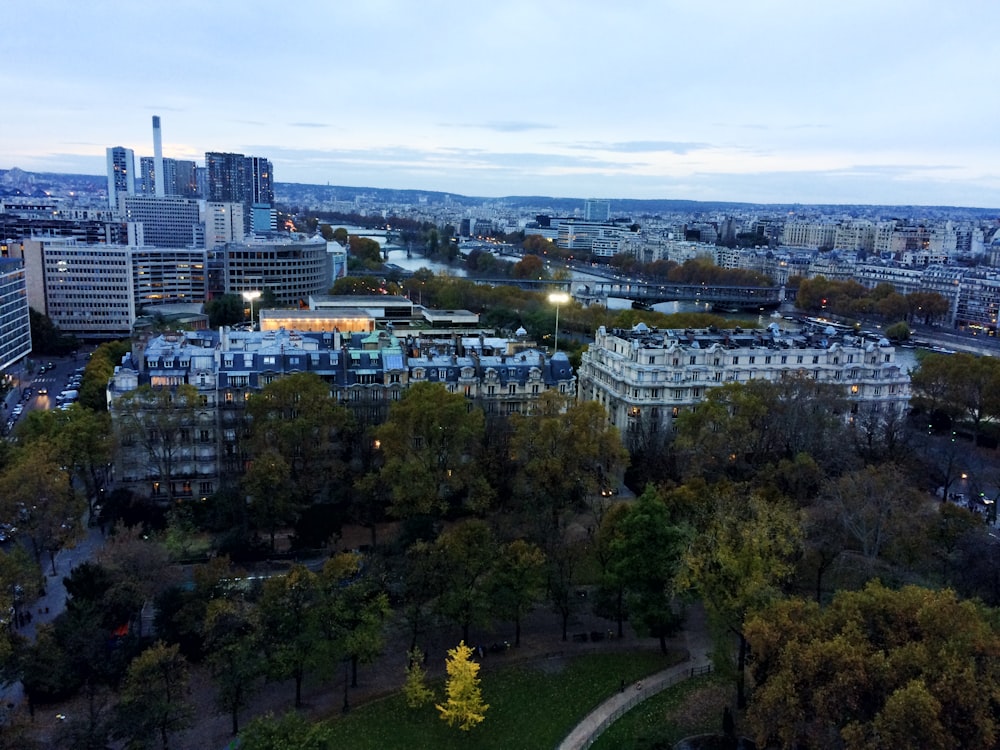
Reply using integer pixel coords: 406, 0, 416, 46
113, 384, 200, 504
204, 294, 247, 327
258, 564, 318, 708
819, 464, 929, 568
436, 641, 489, 731
433, 520, 497, 644
745, 582, 1000, 749
245, 372, 354, 509
489, 539, 545, 647
29, 306, 77, 355
313, 553, 389, 688
16, 406, 112, 519
609, 486, 689, 653
79, 341, 131, 412
911, 352, 1000, 440
241, 449, 293, 551
239, 712, 333, 750
114, 641, 193, 750
0, 439, 82, 574
403, 647, 434, 708
331, 275, 382, 295
679, 487, 801, 708
373, 382, 488, 519
511, 394, 628, 537
204, 598, 263, 736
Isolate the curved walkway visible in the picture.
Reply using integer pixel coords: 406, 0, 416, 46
557, 604, 714, 750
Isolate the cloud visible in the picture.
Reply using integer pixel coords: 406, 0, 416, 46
289, 122, 332, 128
565, 140, 710, 154
447, 121, 555, 133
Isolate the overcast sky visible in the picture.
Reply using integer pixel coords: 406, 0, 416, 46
4, 1, 1000, 206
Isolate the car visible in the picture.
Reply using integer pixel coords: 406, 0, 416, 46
12, 405, 23, 416
38, 387, 47, 395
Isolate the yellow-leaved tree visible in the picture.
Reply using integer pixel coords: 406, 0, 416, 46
436, 641, 488, 731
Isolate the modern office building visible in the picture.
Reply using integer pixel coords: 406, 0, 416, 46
215, 236, 337, 306
121, 195, 201, 248
107, 326, 576, 500
578, 322, 911, 446
106, 147, 135, 210
21, 238, 207, 337
0, 258, 31, 371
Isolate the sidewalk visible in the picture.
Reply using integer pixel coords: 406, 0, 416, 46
556, 603, 714, 750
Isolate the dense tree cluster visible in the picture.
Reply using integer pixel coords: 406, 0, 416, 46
795, 276, 950, 325
5, 281, 1000, 747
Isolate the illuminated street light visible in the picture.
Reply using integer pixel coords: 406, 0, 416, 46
548, 291, 570, 354
242, 290, 262, 330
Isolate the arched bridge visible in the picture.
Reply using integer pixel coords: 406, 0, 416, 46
576, 281, 785, 309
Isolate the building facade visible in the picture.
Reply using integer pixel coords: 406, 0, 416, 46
121, 195, 201, 248
107, 327, 576, 500
21, 238, 207, 337
216, 236, 336, 306
578, 323, 911, 446
105, 147, 135, 210
0, 258, 31, 371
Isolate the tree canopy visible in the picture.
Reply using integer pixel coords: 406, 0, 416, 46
745, 582, 1000, 750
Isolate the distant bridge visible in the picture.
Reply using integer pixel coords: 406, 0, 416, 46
575, 280, 786, 309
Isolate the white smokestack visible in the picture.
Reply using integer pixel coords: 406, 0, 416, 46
152, 115, 165, 197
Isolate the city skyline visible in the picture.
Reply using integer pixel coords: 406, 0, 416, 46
5, 1, 1000, 207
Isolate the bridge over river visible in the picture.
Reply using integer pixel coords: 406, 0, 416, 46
574, 280, 788, 310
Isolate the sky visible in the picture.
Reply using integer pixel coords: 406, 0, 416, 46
4, 1, 1000, 207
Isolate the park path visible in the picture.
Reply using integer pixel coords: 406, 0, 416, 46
556, 603, 714, 750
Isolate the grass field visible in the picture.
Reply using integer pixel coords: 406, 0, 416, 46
315, 650, 683, 750
589, 674, 734, 750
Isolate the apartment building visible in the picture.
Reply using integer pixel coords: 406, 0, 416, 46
107, 327, 576, 500
578, 322, 911, 446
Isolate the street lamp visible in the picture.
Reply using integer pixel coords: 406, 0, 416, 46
548, 292, 570, 354
242, 290, 261, 330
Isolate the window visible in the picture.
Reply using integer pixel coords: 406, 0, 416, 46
508, 384, 516, 395
199, 482, 213, 495
749, 356, 755, 364
199, 430, 210, 443
689, 356, 696, 365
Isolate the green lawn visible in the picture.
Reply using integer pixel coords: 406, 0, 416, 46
589, 674, 732, 750
317, 651, 683, 750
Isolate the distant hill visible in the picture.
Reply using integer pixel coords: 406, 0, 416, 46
2, 167, 997, 219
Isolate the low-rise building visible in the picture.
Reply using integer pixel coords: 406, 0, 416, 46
578, 322, 911, 446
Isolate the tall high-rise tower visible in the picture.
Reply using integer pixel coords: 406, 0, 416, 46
106, 146, 136, 210
245, 156, 274, 206
152, 116, 165, 198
